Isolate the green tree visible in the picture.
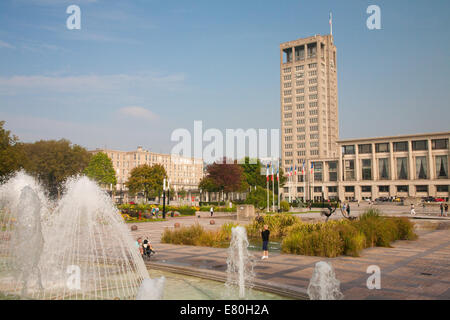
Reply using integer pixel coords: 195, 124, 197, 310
198, 176, 219, 192
126, 164, 167, 202
83, 152, 117, 187
239, 157, 287, 193
21, 139, 91, 198
245, 186, 277, 211
0, 121, 25, 182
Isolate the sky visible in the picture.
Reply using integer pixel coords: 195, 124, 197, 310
0, 0, 449, 153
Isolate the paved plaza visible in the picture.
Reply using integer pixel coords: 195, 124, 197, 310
130, 204, 450, 300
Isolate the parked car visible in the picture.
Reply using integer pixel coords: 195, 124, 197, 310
422, 196, 435, 203
392, 197, 403, 202
375, 197, 389, 202
434, 198, 445, 202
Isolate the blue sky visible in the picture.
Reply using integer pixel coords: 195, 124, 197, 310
0, 0, 449, 153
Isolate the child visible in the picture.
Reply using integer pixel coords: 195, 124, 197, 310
261, 225, 270, 260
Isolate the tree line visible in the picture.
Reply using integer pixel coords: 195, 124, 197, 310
1, 121, 286, 203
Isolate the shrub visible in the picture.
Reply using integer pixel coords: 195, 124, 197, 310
280, 201, 290, 212
246, 213, 299, 238
161, 223, 229, 248
392, 217, 417, 240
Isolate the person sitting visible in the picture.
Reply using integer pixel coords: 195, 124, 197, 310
142, 239, 156, 259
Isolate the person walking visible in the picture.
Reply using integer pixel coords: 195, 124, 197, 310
210, 206, 214, 217
410, 204, 416, 216
440, 203, 444, 217
261, 225, 270, 260
346, 203, 351, 217
445, 203, 449, 217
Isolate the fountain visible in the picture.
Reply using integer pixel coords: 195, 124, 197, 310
0, 173, 164, 300
225, 226, 254, 299
307, 261, 344, 300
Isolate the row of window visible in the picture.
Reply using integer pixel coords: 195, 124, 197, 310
343, 156, 448, 181
287, 185, 449, 194
343, 139, 448, 155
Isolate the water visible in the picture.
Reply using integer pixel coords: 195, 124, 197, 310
0, 173, 164, 300
225, 226, 255, 299
149, 269, 291, 300
307, 261, 344, 300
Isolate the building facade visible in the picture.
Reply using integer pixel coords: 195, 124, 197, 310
280, 34, 449, 202
280, 34, 339, 174
91, 147, 204, 197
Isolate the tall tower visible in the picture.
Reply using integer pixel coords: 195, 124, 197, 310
280, 34, 338, 176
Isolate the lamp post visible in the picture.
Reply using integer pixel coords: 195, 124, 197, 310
163, 178, 166, 219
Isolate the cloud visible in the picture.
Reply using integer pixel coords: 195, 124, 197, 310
0, 40, 15, 49
0, 73, 186, 95
118, 106, 158, 121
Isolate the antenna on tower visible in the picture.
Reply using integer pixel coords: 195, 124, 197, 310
329, 12, 333, 36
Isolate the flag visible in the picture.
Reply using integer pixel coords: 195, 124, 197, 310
276, 168, 279, 182
266, 163, 270, 182
290, 166, 293, 177
329, 12, 332, 26
302, 161, 305, 175
311, 162, 314, 174
294, 165, 297, 176
271, 164, 274, 181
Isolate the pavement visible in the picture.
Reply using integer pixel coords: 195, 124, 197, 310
128, 205, 450, 300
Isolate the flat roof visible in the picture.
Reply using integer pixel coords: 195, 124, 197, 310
338, 131, 450, 144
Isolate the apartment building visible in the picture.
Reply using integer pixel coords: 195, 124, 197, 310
91, 147, 204, 196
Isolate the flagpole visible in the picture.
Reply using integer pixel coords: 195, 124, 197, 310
266, 164, 269, 213
312, 163, 315, 203
330, 12, 333, 36
272, 163, 275, 213
277, 159, 280, 211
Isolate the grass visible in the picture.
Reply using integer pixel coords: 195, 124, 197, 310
160, 209, 418, 258
281, 209, 417, 257
161, 223, 238, 248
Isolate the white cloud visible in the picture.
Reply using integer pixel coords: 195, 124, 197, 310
0, 73, 186, 95
118, 106, 158, 121
0, 40, 15, 49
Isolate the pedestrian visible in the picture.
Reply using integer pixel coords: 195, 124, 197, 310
136, 237, 143, 258
210, 206, 214, 217
410, 204, 416, 216
155, 207, 160, 219
346, 203, 351, 216
440, 203, 444, 217
445, 203, 449, 217
261, 225, 270, 260
342, 202, 347, 214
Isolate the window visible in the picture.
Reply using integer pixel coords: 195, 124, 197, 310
375, 143, 389, 153
328, 186, 337, 193
361, 186, 372, 193
393, 141, 408, 152
358, 144, 372, 154
345, 186, 355, 193
283, 75, 291, 81
378, 158, 390, 180
283, 67, 291, 73
313, 162, 323, 182
296, 96, 305, 102
344, 160, 355, 181
397, 185, 408, 193
415, 156, 428, 179
310, 126, 319, 131
296, 88, 304, 94
310, 150, 319, 156
396, 158, 408, 180
314, 187, 322, 193
328, 161, 338, 182
295, 65, 304, 71
284, 105, 292, 111
412, 140, 428, 151
435, 155, 448, 179
432, 139, 448, 150
343, 145, 355, 155
416, 185, 428, 193
309, 94, 318, 100
297, 103, 305, 109
379, 186, 390, 193
362, 159, 372, 180
437, 185, 449, 192
297, 187, 304, 192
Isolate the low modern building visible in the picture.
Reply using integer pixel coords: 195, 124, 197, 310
90, 147, 204, 202
284, 132, 450, 201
